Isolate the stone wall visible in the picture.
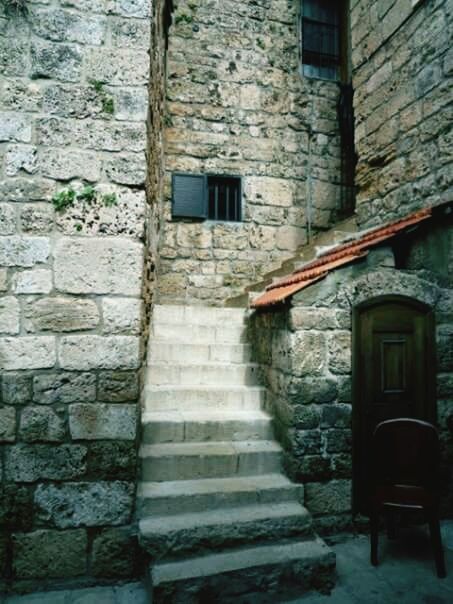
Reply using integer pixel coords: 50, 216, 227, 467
351, 0, 453, 228
155, 0, 343, 304
0, 0, 150, 592
251, 218, 453, 532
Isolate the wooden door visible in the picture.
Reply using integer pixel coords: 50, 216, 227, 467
353, 296, 436, 514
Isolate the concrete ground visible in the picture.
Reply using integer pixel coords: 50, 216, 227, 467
4, 523, 453, 604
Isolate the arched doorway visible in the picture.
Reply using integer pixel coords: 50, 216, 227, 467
352, 295, 436, 514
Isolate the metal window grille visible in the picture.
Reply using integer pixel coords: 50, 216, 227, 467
302, 0, 341, 80
207, 176, 241, 222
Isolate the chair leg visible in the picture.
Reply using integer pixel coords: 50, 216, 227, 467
370, 506, 379, 566
428, 513, 446, 579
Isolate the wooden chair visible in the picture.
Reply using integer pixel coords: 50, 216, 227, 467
369, 418, 447, 578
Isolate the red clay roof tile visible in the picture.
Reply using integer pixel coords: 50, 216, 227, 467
251, 207, 432, 309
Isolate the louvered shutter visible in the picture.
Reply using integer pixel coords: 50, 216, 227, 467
172, 173, 207, 218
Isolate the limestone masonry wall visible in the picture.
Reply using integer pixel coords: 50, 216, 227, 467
351, 0, 453, 228
155, 0, 343, 304
0, 0, 150, 591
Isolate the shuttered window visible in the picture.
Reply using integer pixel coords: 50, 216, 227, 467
302, 0, 341, 81
172, 173, 242, 222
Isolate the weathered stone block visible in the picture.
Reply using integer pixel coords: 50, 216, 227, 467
289, 331, 327, 377
87, 442, 137, 480
59, 336, 140, 370
324, 429, 352, 454
85, 49, 149, 86
34, 481, 134, 528
305, 480, 352, 515
13, 529, 87, 579
213, 224, 248, 250
104, 152, 146, 185
31, 8, 107, 45
113, 0, 151, 18
327, 331, 352, 375
437, 325, 453, 372
321, 404, 352, 429
0, 337, 56, 370
69, 403, 137, 441
0, 406, 16, 442
0, 296, 20, 334
287, 377, 338, 405
91, 527, 139, 578
33, 372, 96, 405
0, 268, 7, 292
289, 308, 339, 331
20, 204, 54, 234
0, 112, 31, 143
24, 297, 99, 333
276, 226, 306, 251
54, 237, 143, 295
39, 148, 101, 182
5, 444, 86, 482
19, 407, 65, 442
31, 41, 82, 82
293, 429, 322, 456
245, 177, 295, 207
0, 484, 33, 531
5, 144, 37, 177
97, 371, 139, 402
0, 177, 55, 203
293, 405, 321, 430
102, 298, 142, 334
112, 86, 148, 121
0, 203, 16, 235
1, 373, 32, 405
0, 236, 50, 267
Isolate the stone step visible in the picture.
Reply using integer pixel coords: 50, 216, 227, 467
153, 322, 247, 344
148, 340, 252, 364
142, 409, 273, 444
140, 501, 312, 558
149, 537, 335, 603
137, 473, 303, 516
146, 362, 260, 387
144, 385, 266, 411
153, 305, 248, 325
140, 440, 282, 482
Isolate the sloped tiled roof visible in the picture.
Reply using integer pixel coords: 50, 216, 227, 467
251, 207, 432, 309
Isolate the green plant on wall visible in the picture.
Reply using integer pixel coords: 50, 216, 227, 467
89, 79, 115, 116
51, 184, 117, 213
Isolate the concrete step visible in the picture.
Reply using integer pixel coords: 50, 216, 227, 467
153, 322, 247, 344
142, 409, 273, 444
144, 385, 266, 411
140, 501, 312, 558
137, 473, 303, 516
140, 440, 282, 482
149, 537, 335, 603
153, 305, 248, 326
148, 341, 252, 364
146, 362, 260, 387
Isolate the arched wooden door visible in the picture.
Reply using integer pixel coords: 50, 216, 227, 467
352, 296, 436, 514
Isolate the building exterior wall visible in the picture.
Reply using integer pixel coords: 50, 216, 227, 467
351, 0, 453, 228
251, 220, 453, 532
0, 0, 150, 591
155, 0, 343, 304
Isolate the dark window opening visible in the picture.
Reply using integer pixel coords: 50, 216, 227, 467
302, 0, 344, 81
172, 173, 242, 222
207, 176, 241, 222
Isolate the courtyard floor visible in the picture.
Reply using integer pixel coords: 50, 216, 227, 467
4, 523, 453, 604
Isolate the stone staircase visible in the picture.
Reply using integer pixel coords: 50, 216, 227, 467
226, 215, 358, 307
138, 305, 335, 603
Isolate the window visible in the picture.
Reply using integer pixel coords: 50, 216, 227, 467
172, 173, 242, 222
301, 0, 342, 81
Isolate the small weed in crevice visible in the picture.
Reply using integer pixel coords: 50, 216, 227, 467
52, 184, 118, 213
89, 79, 115, 116
175, 12, 193, 25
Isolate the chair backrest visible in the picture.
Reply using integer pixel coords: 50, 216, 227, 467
371, 418, 440, 489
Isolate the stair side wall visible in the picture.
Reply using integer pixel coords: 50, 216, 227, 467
0, 0, 150, 593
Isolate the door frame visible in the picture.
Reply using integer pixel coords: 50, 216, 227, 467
351, 294, 436, 515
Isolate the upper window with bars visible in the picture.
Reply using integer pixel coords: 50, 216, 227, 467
301, 0, 342, 81
172, 173, 242, 222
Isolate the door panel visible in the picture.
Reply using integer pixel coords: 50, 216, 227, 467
353, 297, 435, 514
